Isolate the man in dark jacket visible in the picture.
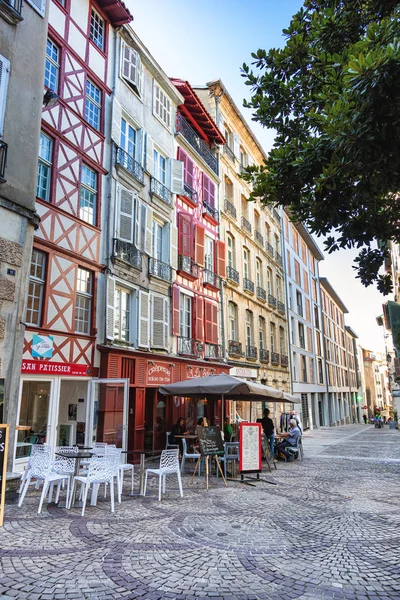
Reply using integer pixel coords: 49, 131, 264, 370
260, 408, 275, 462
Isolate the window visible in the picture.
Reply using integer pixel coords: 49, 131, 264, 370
241, 196, 248, 219
85, 80, 101, 131
154, 83, 171, 128
26, 0, 46, 16
121, 42, 141, 92
276, 276, 282, 302
227, 234, 235, 268
44, 39, 59, 92
179, 293, 192, 338
153, 149, 166, 184
256, 258, 262, 288
36, 132, 52, 201
75, 268, 92, 334
240, 146, 247, 169
90, 9, 104, 51
80, 164, 97, 225
279, 326, 285, 355
291, 317, 295, 345
152, 221, 163, 261
270, 322, 276, 352
318, 358, 324, 384
114, 288, 130, 341
228, 302, 238, 340
225, 177, 233, 202
267, 268, 273, 295
298, 323, 305, 348
26, 250, 46, 326
120, 118, 136, 160
243, 247, 250, 279
288, 283, 293, 310
302, 355, 308, 382
259, 317, 266, 351
0, 54, 10, 138
316, 331, 322, 356
224, 123, 233, 149
245, 310, 253, 347
205, 237, 214, 272
296, 291, 303, 316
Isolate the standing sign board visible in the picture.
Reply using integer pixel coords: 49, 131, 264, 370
239, 422, 262, 474
0, 424, 9, 527
192, 426, 226, 490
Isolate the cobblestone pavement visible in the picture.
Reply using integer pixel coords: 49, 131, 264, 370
1, 425, 400, 600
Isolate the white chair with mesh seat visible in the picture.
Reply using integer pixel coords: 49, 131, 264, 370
144, 449, 183, 501
18, 444, 51, 493
180, 438, 202, 475
166, 432, 179, 450
69, 456, 116, 516
38, 453, 76, 514
118, 456, 134, 495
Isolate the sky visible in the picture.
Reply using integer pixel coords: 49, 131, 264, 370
126, 0, 387, 353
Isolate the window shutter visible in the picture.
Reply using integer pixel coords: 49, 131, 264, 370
172, 286, 180, 335
145, 206, 153, 255
161, 223, 170, 265
233, 133, 240, 158
202, 173, 215, 207
195, 224, 205, 266
211, 303, 218, 344
178, 213, 192, 257
106, 277, 115, 340
216, 240, 226, 277
138, 290, 150, 347
195, 297, 203, 341
163, 297, 169, 350
136, 129, 144, 165
307, 327, 313, 352
117, 185, 135, 243
204, 300, 217, 344
0, 54, 10, 137
25, 0, 46, 17
151, 294, 166, 348
112, 99, 122, 144
170, 158, 184, 194
170, 223, 178, 269
145, 132, 154, 174
186, 155, 194, 188
121, 41, 140, 89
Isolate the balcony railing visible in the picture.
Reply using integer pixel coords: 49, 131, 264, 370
113, 238, 142, 270
268, 294, 277, 308
255, 230, 264, 245
205, 343, 224, 360
242, 216, 252, 234
203, 269, 221, 288
281, 355, 289, 367
116, 146, 144, 184
150, 177, 172, 207
176, 114, 218, 175
223, 145, 235, 163
203, 200, 218, 222
178, 337, 201, 357
224, 199, 236, 219
0, 140, 7, 183
271, 352, 280, 366
277, 300, 286, 314
266, 242, 274, 257
0, 0, 23, 24
178, 255, 199, 279
275, 251, 283, 266
260, 349, 270, 364
149, 258, 172, 282
228, 340, 242, 357
226, 266, 239, 284
182, 182, 198, 205
246, 346, 257, 360
257, 286, 266, 301
243, 278, 254, 294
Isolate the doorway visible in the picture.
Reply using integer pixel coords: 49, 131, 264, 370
87, 379, 129, 449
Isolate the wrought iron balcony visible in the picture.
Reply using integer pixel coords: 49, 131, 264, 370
203, 200, 218, 222
178, 255, 199, 279
228, 340, 242, 357
149, 258, 172, 282
176, 114, 218, 175
242, 216, 252, 234
223, 145, 235, 163
260, 349, 270, 364
178, 337, 201, 357
182, 182, 198, 205
266, 242, 274, 257
246, 346, 257, 360
271, 352, 280, 366
275, 251, 283, 266
268, 294, 277, 308
226, 266, 239, 284
243, 278, 254, 294
281, 355, 289, 367
203, 269, 221, 289
255, 230, 264, 245
257, 286, 266, 301
113, 238, 142, 270
150, 177, 172, 207
205, 343, 224, 360
224, 199, 236, 219
0, 140, 7, 183
116, 146, 144, 184
0, 0, 23, 24
277, 300, 286, 314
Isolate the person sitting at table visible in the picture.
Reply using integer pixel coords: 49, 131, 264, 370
197, 417, 209, 427
224, 417, 233, 441
276, 418, 301, 462
170, 417, 188, 455
258, 408, 276, 462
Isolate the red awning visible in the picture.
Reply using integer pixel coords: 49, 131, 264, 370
96, 0, 132, 26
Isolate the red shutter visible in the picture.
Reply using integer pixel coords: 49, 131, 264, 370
195, 297, 204, 341
195, 225, 205, 266
217, 240, 226, 277
203, 173, 215, 206
178, 213, 193, 257
186, 156, 194, 187
204, 301, 218, 343
211, 303, 218, 344
172, 286, 180, 335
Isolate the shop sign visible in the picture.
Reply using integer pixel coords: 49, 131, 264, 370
31, 334, 54, 359
186, 366, 215, 379
146, 362, 172, 385
21, 359, 90, 376
230, 367, 257, 379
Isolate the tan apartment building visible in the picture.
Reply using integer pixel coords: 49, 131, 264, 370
194, 80, 290, 424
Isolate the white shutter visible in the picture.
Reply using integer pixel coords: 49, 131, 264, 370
233, 133, 240, 158
145, 133, 154, 174
111, 99, 122, 144
170, 223, 178, 270
138, 290, 150, 348
117, 185, 135, 243
134, 197, 141, 248
151, 294, 166, 348
170, 158, 184, 194
25, 0, 46, 17
163, 297, 169, 350
136, 129, 144, 166
121, 41, 140, 89
0, 55, 10, 137
106, 277, 116, 340
145, 206, 153, 255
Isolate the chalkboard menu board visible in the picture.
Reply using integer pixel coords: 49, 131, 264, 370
197, 426, 224, 456
0, 424, 9, 527
239, 423, 262, 473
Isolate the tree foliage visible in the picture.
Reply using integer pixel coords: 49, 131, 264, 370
241, 0, 400, 294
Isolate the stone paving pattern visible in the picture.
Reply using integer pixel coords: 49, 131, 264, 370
1, 425, 400, 600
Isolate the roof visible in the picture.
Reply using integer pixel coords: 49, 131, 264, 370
96, 0, 132, 26
170, 79, 226, 145
292, 221, 324, 261
345, 325, 359, 339
320, 278, 349, 313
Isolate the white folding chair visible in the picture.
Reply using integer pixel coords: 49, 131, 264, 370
144, 449, 183, 501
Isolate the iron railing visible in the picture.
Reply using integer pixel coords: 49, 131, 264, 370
246, 346, 257, 359
257, 286, 266, 301
271, 352, 280, 366
113, 238, 142, 270
281, 355, 289, 367
228, 340, 242, 357
203, 269, 221, 288
242, 216, 252, 234
178, 337, 200, 357
266, 242, 274, 257
116, 146, 144, 184
260, 349, 270, 364
150, 177, 172, 206
268, 294, 277, 308
277, 300, 286, 314
178, 255, 199, 278
255, 230, 264, 245
205, 343, 224, 360
226, 266, 239, 284
203, 200, 218, 222
176, 114, 218, 175
224, 199, 236, 219
223, 145, 235, 163
0, 140, 7, 183
149, 258, 172, 282
275, 251, 283, 266
243, 278, 254, 293
182, 182, 198, 205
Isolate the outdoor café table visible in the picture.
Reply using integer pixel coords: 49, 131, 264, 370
55, 450, 93, 507
122, 450, 161, 496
